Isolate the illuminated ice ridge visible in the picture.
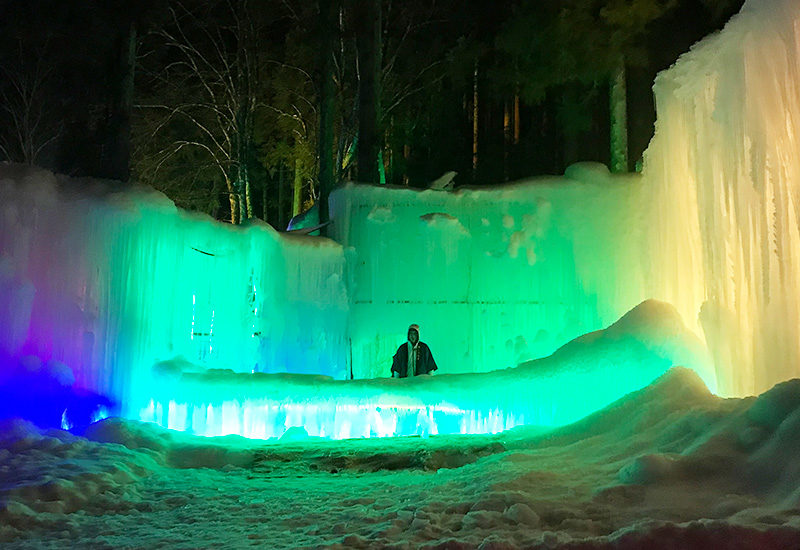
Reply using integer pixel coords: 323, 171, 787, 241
138, 369, 533, 440
140, 396, 520, 440
136, 364, 666, 440
138, 300, 714, 440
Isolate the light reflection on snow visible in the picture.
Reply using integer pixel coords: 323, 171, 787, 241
90, 406, 110, 424
61, 409, 72, 431
139, 399, 523, 440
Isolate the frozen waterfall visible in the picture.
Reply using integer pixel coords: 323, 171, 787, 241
642, 0, 800, 395
0, 165, 349, 417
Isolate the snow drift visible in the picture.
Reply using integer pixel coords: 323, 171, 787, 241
3, 368, 800, 547
2, 0, 800, 430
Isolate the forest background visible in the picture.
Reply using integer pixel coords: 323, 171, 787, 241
0, 0, 742, 228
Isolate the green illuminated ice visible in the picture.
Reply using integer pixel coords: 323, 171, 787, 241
0, 162, 711, 439
139, 300, 711, 439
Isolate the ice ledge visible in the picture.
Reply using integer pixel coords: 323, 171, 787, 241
141, 300, 713, 440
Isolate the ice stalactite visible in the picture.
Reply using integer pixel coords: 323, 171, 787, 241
642, 0, 800, 395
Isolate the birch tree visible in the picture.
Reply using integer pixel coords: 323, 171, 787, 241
133, 0, 266, 223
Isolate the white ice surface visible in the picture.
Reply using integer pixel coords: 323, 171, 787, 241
642, 0, 800, 395
330, 163, 647, 380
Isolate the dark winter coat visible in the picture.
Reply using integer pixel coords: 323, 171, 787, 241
391, 342, 438, 378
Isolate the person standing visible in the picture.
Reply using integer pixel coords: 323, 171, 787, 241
391, 324, 438, 378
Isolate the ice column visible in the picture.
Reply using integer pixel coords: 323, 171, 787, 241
642, 0, 800, 395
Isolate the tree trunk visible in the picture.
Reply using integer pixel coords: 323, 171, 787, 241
226, 176, 239, 225
472, 60, 479, 175
262, 172, 268, 222
609, 56, 629, 173
106, 20, 137, 182
403, 144, 410, 186
235, 106, 253, 222
241, 164, 252, 221
503, 99, 511, 181
293, 158, 303, 217
244, 167, 253, 219
355, 0, 381, 184
387, 118, 394, 185
317, 0, 337, 228
278, 165, 286, 228
244, 175, 252, 220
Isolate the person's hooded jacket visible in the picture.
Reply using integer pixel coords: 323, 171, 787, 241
391, 324, 437, 378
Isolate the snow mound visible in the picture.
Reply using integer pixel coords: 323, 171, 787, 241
563, 161, 612, 183
428, 171, 457, 191
744, 381, 800, 498
536, 300, 716, 393
420, 212, 470, 236
746, 378, 800, 429
367, 205, 396, 223
0, 418, 157, 528
565, 366, 800, 506
85, 417, 255, 470
536, 367, 717, 448
599, 522, 800, 550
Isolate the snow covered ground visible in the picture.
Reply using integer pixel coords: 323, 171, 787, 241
3, 367, 800, 549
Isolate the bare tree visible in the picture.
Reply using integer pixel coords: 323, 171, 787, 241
134, 0, 265, 224
335, 0, 454, 186
0, 40, 62, 165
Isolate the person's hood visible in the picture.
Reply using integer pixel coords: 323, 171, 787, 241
408, 324, 420, 342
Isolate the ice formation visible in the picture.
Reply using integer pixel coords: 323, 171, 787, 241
138, 300, 710, 439
333, 0, 800, 395
329, 164, 649, 380
0, 165, 349, 419
642, 0, 800, 395
1, 0, 800, 439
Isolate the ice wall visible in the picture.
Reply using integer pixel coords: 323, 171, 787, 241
331, 0, 800, 396
642, 0, 800, 395
329, 163, 651, 380
0, 165, 349, 415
